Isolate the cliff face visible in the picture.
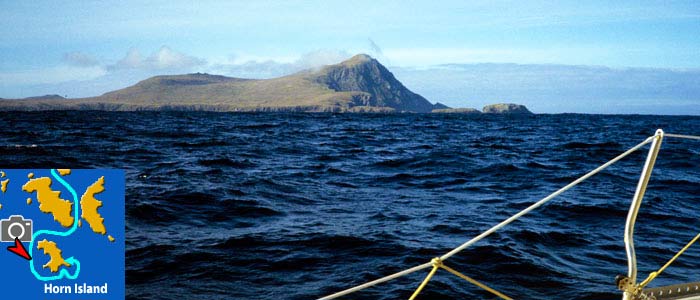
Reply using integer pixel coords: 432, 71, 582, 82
0, 54, 437, 112
312, 54, 435, 113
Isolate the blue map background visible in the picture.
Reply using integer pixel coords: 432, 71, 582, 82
0, 169, 124, 300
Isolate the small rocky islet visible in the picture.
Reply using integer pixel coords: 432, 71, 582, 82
432, 103, 532, 114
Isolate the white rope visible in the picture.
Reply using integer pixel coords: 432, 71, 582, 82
440, 135, 654, 260
318, 135, 656, 300
665, 133, 700, 141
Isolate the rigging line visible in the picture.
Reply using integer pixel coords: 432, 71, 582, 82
440, 135, 654, 260
408, 258, 514, 300
408, 259, 441, 300
639, 233, 700, 289
440, 263, 513, 300
319, 134, 656, 300
317, 262, 433, 300
665, 133, 700, 141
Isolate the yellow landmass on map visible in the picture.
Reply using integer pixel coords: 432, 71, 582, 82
37, 239, 71, 273
22, 177, 74, 227
81, 176, 107, 235
0, 171, 4, 209
108, 235, 115, 242
27, 197, 32, 205
57, 169, 71, 176
28, 172, 34, 179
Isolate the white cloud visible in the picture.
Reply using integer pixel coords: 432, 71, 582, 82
296, 49, 353, 69
211, 49, 352, 78
114, 48, 145, 69
1, 48, 355, 93
1, 46, 207, 90
150, 46, 205, 69
109, 46, 206, 71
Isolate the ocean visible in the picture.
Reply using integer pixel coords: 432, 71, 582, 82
3, 111, 700, 299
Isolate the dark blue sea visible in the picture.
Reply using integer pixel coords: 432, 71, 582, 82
3, 112, 700, 300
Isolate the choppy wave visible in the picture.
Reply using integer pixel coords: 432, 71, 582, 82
3, 111, 700, 300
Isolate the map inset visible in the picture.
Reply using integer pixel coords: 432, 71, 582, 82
0, 169, 124, 300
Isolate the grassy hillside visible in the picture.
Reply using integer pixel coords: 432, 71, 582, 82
0, 54, 437, 112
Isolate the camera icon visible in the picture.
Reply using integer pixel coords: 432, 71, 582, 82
0, 215, 33, 242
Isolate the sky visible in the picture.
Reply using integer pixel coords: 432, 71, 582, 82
1, 1, 699, 114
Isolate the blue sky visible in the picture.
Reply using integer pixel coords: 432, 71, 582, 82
1, 1, 699, 113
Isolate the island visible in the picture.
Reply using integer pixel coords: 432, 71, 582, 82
483, 103, 533, 114
22, 177, 75, 227
37, 239, 72, 273
0, 54, 442, 113
431, 108, 481, 114
0, 54, 533, 114
431, 103, 533, 114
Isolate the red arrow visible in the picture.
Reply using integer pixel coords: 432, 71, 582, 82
7, 237, 31, 260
